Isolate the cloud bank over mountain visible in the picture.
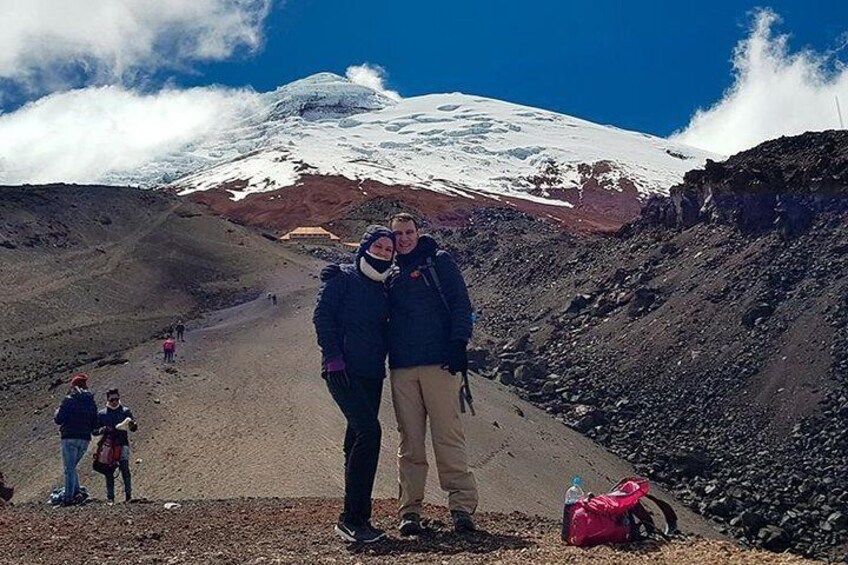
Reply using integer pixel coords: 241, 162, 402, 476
672, 9, 848, 155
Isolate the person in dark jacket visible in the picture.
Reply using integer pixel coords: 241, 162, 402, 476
92, 388, 138, 503
53, 373, 98, 506
0, 471, 13, 507
313, 225, 396, 544
388, 212, 478, 535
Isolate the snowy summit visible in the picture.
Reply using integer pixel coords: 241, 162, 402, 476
162, 73, 720, 206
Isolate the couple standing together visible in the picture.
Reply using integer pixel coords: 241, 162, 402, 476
313, 213, 477, 543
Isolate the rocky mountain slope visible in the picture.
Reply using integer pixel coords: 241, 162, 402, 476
411, 131, 848, 560
0, 184, 293, 402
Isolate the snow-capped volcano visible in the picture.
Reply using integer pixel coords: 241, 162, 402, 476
165, 73, 719, 208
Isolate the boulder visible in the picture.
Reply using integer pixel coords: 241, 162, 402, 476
499, 370, 515, 386
731, 510, 766, 536
758, 525, 791, 552
742, 302, 775, 329
823, 511, 848, 532
627, 288, 659, 318
566, 294, 592, 314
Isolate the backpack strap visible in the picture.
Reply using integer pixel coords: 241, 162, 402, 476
632, 495, 679, 539
421, 256, 451, 311
459, 371, 475, 415
421, 256, 476, 416
645, 494, 679, 536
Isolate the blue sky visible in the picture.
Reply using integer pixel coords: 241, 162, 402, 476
160, 0, 847, 136
1, 1, 847, 183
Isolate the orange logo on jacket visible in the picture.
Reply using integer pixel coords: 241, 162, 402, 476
410, 270, 422, 279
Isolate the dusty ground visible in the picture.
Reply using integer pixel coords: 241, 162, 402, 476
0, 498, 816, 565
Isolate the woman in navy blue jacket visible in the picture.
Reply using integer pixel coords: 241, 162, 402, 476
313, 225, 395, 544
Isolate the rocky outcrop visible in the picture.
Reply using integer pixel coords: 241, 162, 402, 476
638, 130, 848, 236
435, 131, 848, 560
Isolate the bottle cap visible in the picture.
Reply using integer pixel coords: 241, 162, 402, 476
572, 477, 583, 486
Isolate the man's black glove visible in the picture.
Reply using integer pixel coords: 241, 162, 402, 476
324, 369, 350, 388
445, 340, 468, 375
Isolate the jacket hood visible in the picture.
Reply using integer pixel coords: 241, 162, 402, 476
357, 225, 396, 261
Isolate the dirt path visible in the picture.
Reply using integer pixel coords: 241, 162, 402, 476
1, 260, 715, 538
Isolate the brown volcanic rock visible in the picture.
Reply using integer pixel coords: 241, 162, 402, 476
0, 498, 816, 565
184, 174, 640, 237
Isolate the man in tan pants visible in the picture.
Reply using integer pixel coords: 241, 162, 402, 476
388, 213, 477, 534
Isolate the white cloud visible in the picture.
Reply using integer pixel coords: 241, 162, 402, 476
0, 0, 271, 92
0, 85, 262, 184
345, 63, 401, 101
671, 9, 848, 155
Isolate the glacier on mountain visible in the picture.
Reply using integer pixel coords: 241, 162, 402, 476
18, 72, 720, 205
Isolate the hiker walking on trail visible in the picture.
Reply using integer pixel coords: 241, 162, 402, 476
53, 373, 98, 506
0, 471, 13, 507
175, 321, 186, 342
163, 337, 176, 363
388, 213, 478, 535
313, 225, 396, 544
272, 294, 278, 306
93, 388, 138, 503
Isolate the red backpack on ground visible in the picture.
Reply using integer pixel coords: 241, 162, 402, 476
561, 477, 678, 546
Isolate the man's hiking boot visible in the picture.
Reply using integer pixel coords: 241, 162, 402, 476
334, 520, 385, 544
451, 510, 477, 533
399, 513, 423, 536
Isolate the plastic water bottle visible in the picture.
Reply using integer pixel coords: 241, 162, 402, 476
564, 476, 584, 505
561, 476, 584, 543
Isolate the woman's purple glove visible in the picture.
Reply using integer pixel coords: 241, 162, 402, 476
324, 359, 349, 388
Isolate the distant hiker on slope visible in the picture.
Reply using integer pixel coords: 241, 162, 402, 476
0, 471, 13, 507
163, 337, 176, 363
175, 321, 186, 342
313, 225, 396, 544
92, 388, 138, 503
388, 212, 478, 535
53, 373, 98, 506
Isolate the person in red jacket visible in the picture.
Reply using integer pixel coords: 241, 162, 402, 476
163, 337, 176, 363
